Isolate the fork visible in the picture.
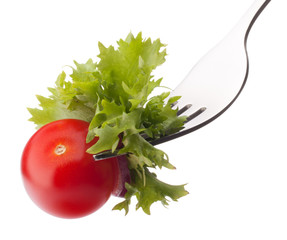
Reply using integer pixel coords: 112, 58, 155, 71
94, 0, 271, 160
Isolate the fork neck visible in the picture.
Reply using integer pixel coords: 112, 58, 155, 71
229, 0, 271, 43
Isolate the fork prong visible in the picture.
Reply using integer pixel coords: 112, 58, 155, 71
177, 104, 192, 116
140, 132, 149, 139
185, 107, 207, 123
170, 101, 178, 108
94, 149, 124, 161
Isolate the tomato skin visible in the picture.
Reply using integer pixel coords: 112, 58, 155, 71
21, 119, 119, 219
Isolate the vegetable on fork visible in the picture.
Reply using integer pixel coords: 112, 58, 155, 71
23, 32, 188, 217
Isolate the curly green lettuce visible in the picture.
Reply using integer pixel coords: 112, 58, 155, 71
28, 32, 188, 215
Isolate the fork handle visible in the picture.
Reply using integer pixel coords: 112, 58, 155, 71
229, 0, 271, 42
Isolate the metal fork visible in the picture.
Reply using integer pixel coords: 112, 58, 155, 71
94, 0, 271, 160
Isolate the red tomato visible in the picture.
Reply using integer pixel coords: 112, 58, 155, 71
21, 119, 119, 219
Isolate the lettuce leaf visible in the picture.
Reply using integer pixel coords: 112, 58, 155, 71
113, 168, 188, 215
28, 32, 188, 214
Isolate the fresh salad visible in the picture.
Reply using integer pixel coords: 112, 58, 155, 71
21, 32, 188, 218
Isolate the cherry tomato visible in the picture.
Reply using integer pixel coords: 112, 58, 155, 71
21, 119, 119, 219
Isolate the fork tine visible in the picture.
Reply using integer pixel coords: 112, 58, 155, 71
185, 107, 207, 123
177, 104, 193, 116
170, 101, 178, 108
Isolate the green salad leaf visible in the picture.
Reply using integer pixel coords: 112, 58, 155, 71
28, 32, 188, 215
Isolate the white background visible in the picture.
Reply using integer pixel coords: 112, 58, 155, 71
1, 0, 286, 239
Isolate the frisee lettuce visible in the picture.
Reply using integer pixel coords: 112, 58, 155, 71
28, 32, 188, 215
